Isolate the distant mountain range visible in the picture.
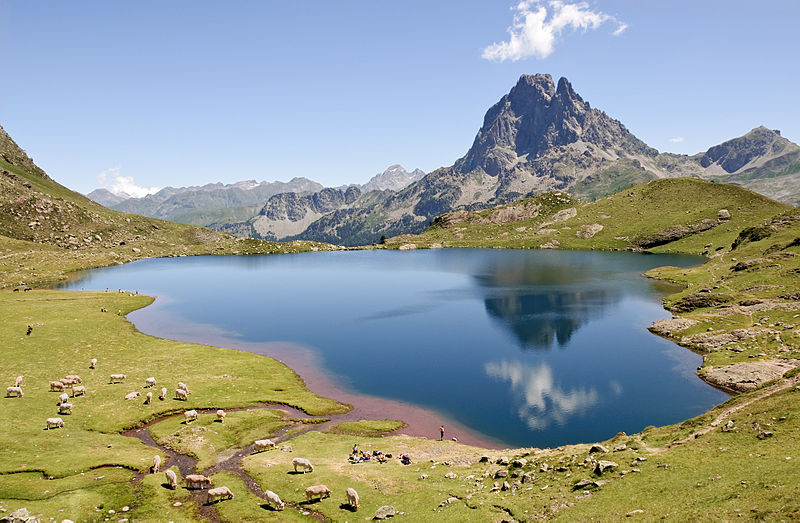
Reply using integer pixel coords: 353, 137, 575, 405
86, 73, 799, 246
87, 164, 425, 230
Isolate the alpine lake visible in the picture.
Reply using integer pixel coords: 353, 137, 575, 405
61, 248, 728, 448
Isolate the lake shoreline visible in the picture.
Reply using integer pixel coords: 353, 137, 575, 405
127, 304, 509, 450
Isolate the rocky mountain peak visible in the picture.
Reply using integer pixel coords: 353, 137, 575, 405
455, 74, 631, 176
0, 124, 50, 179
699, 126, 797, 173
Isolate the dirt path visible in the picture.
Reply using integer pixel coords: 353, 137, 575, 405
634, 374, 800, 454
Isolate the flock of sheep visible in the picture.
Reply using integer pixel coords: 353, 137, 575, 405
153, 452, 359, 510
7, 361, 361, 512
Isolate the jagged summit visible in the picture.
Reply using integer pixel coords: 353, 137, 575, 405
455, 74, 638, 176
699, 126, 797, 173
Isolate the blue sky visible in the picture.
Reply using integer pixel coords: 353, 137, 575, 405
1, 1, 798, 195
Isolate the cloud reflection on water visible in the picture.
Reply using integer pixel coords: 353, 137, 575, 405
485, 360, 598, 430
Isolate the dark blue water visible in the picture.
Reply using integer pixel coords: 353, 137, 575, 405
61, 249, 727, 447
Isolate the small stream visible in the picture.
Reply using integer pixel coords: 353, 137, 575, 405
122, 403, 360, 522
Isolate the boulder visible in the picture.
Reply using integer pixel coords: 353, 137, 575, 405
718, 209, 731, 220
494, 469, 508, 479
398, 243, 417, 251
589, 444, 609, 454
613, 444, 627, 452
374, 505, 395, 519
572, 478, 599, 490
511, 458, 527, 468
1, 508, 39, 523
496, 456, 509, 466
576, 223, 603, 239
501, 481, 511, 491
594, 460, 618, 475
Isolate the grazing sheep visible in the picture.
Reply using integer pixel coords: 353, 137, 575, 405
165, 469, 178, 489
304, 484, 331, 502
72, 385, 86, 397
184, 410, 198, 423
109, 374, 126, 384
58, 392, 70, 405
46, 417, 64, 429
216, 409, 226, 423
153, 455, 161, 473
159, 387, 167, 400
264, 489, 285, 510
207, 486, 234, 503
184, 474, 211, 489
49, 381, 65, 392
64, 375, 82, 384
144, 391, 153, 404
58, 402, 73, 414
124, 391, 141, 400
292, 457, 314, 473
175, 388, 188, 401
346, 487, 359, 509
253, 439, 276, 452
13, 376, 23, 387
6, 386, 23, 398
59, 378, 77, 388
178, 382, 190, 394
144, 377, 156, 388
90, 358, 97, 369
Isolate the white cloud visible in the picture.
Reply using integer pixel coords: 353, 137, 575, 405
668, 137, 684, 143
482, 1, 628, 61
97, 167, 160, 198
485, 360, 598, 429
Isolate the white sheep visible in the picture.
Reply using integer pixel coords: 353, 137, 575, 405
64, 375, 82, 384
144, 377, 156, 388
175, 388, 188, 401
304, 484, 331, 501
207, 486, 234, 503
144, 391, 153, 404
216, 409, 226, 423
124, 391, 141, 400
184, 474, 211, 489
253, 439, 277, 452
46, 417, 64, 429
72, 385, 86, 397
49, 381, 65, 392
153, 455, 161, 473
90, 358, 97, 369
13, 376, 23, 387
59, 378, 77, 388
58, 402, 73, 414
346, 487, 359, 509
264, 489, 285, 510
184, 410, 198, 423
178, 382, 190, 394
109, 374, 126, 384
58, 392, 70, 405
6, 386, 23, 398
165, 469, 178, 489
292, 457, 314, 473
159, 387, 167, 400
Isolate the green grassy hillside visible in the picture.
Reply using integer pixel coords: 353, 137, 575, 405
0, 130, 337, 288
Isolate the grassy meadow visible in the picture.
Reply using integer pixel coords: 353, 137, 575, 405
0, 177, 798, 521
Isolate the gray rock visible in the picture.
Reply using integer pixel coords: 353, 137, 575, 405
594, 460, 618, 475
511, 458, 527, 468
501, 481, 511, 491
374, 505, 395, 519
522, 471, 536, 484
718, 209, 731, 220
626, 509, 645, 517
494, 469, 508, 479
573, 478, 599, 490
444, 472, 457, 479
613, 444, 627, 452
1, 508, 39, 523
589, 444, 609, 454
479, 455, 490, 463
496, 456, 509, 466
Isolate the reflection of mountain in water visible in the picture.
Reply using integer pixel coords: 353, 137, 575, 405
473, 261, 621, 349
484, 289, 619, 348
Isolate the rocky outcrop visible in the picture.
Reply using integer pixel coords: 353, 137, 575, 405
361, 165, 425, 193
0, 124, 50, 180
703, 360, 800, 392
